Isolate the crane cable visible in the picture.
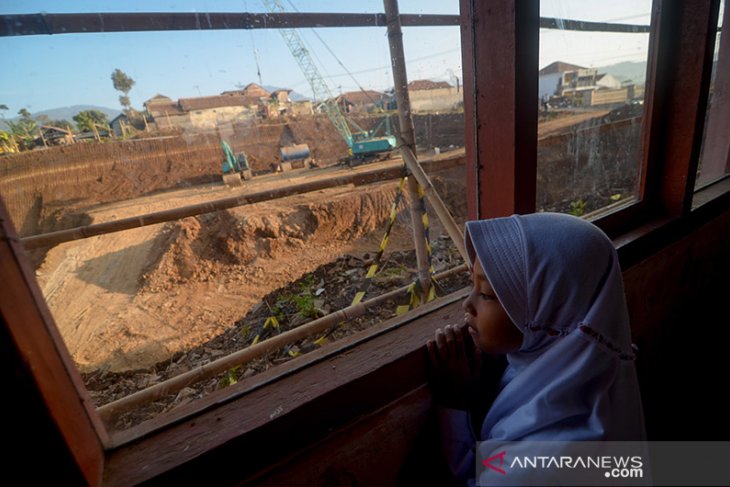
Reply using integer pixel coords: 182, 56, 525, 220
285, 0, 381, 106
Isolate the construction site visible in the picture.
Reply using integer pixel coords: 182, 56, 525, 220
0, 102, 643, 430
0, 0, 646, 435
5, 2, 730, 486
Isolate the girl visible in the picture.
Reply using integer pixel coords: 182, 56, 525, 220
427, 213, 646, 484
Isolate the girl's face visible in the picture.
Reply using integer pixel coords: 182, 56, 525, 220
462, 259, 523, 354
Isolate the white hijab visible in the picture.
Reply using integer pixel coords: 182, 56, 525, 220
464, 213, 646, 441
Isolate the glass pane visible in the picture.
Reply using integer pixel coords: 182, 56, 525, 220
537, 0, 652, 217
0, 2, 466, 432
696, 0, 729, 189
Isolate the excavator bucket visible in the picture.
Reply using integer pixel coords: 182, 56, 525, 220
222, 172, 243, 186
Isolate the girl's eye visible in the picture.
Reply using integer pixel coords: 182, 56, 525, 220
479, 293, 493, 300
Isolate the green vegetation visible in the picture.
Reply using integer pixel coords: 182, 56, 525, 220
263, 274, 322, 324
5, 108, 38, 151
219, 366, 240, 388
285, 274, 319, 320
73, 110, 109, 132
111, 68, 136, 113
569, 199, 587, 217
0, 130, 17, 153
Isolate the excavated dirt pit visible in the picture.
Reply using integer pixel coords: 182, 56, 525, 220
31, 164, 468, 430
88, 243, 468, 431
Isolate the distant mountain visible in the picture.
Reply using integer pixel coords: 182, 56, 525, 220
262, 85, 309, 102
1, 105, 121, 130
34, 105, 121, 123
597, 61, 647, 86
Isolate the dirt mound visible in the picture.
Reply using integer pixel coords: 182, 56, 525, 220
37, 180, 424, 374
140, 184, 399, 294
86, 240, 469, 431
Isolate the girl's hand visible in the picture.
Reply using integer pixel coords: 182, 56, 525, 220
426, 324, 482, 410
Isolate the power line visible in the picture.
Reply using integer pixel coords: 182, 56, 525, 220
285, 0, 378, 104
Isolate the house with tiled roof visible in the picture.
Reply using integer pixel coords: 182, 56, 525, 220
143, 83, 303, 130
337, 90, 388, 113
407, 80, 461, 112
538, 61, 588, 100
143, 94, 189, 130
538, 63, 638, 108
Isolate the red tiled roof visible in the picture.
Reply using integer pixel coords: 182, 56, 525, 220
241, 83, 270, 97
147, 93, 172, 101
339, 90, 384, 105
539, 61, 586, 75
145, 100, 183, 115
178, 95, 259, 111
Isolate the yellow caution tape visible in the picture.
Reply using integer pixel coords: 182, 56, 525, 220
349, 173, 407, 307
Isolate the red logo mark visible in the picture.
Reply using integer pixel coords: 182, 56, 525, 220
482, 450, 507, 475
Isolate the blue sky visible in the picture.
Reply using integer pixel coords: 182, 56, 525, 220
0, 0, 653, 117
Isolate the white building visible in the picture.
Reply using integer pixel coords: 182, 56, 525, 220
538, 61, 586, 100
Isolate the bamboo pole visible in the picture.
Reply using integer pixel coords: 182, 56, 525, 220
21, 155, 464, 250
400, 146, 467, 262
38, 127, 48, 148
96, 263, 468, 421
384, 0, 431, 300
383, 0, 467, 264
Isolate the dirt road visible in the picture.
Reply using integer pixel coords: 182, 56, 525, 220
538, 110, 610, 139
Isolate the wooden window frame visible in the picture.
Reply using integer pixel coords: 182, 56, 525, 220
2, 0, 730, 484
461, 0, 725, 231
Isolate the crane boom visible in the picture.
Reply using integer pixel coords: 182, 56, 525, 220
262, 0, 353, 147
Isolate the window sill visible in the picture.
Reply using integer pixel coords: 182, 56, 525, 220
692, 174, 730, 210
615, 176, 730, 269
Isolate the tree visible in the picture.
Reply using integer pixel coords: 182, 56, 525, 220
111, 69, 136, 113
6, 108, 38, 151
73, 110, 108, 132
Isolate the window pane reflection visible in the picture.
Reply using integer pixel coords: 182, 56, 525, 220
537, 0, 652, 217
696, 0, 729, 189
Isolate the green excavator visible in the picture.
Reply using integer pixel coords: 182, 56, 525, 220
221, 140, 252, 186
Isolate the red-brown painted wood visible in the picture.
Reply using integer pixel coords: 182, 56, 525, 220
641, 0, 721, 216
0, 200, 105, 485
0, 12, 459, 37
460, 0, 538, 219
